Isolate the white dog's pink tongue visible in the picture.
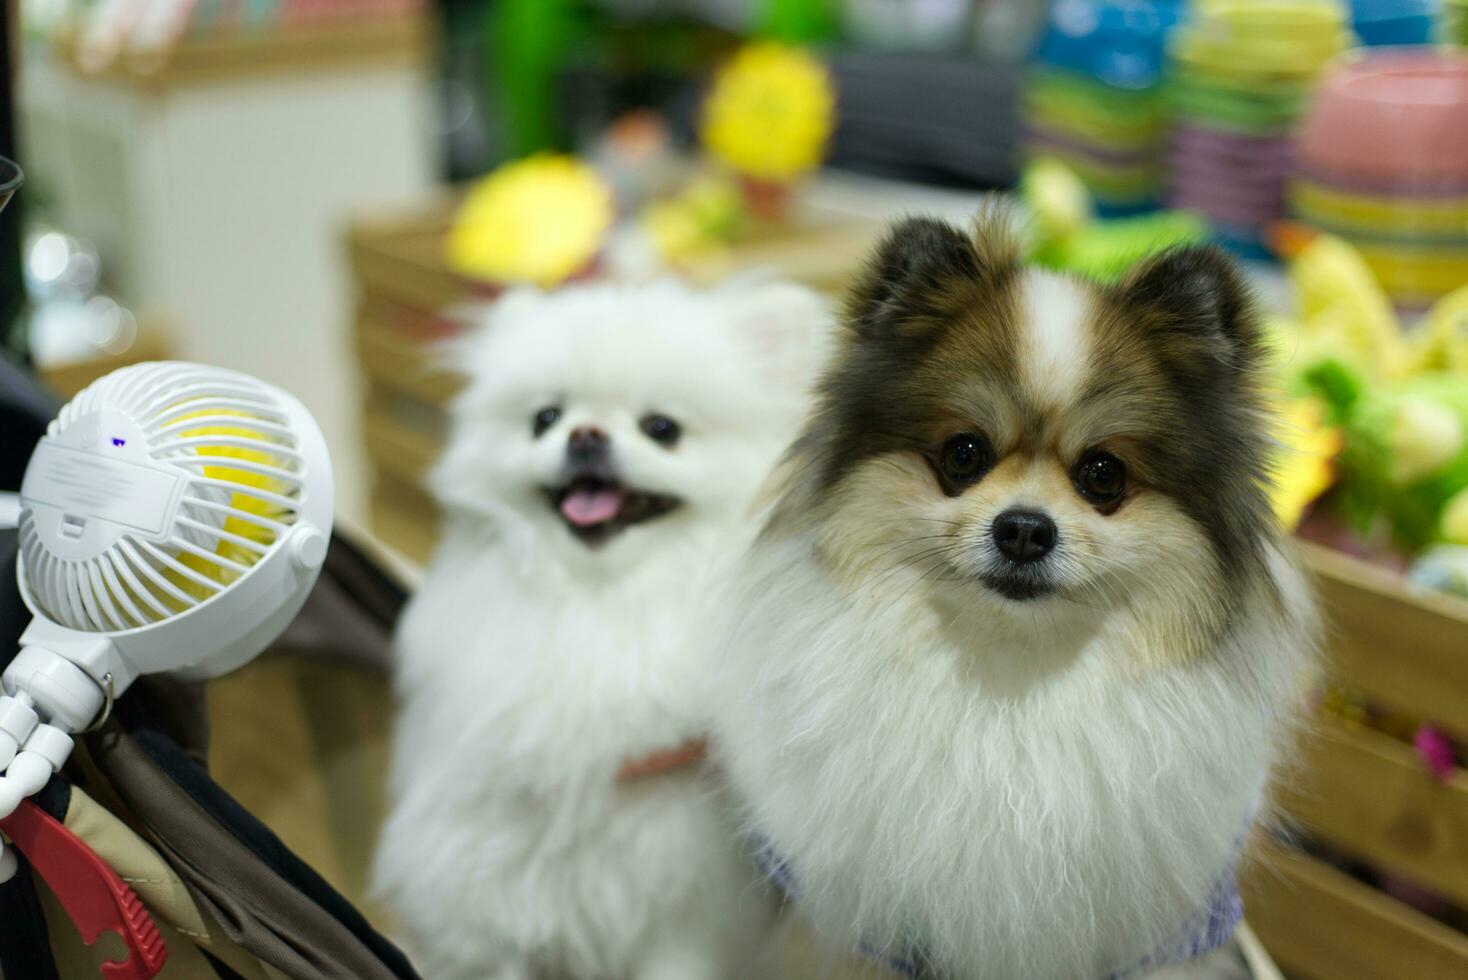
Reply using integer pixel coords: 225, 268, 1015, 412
562, 486, 624, 527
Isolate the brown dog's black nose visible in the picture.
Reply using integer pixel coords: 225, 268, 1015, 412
992, 510, 1057, 563
567, 427, 610, 466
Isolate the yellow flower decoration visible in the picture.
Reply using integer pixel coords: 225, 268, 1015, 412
1442, 488, 1468, 545
447, 154, 614, 287
1287, 231, 1408, 381
642, 176, 745, 264
1269, 395, 1343, 531
702, 42, 836, 182
1410, 284, 1468, 375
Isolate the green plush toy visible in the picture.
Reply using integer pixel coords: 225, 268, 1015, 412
1267, 231, 1468, 553
1021, 158, 1209, 284
1334, 373, 1468, 551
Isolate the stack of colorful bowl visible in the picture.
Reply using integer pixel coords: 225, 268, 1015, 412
1293, 49, 1468, 308
1350, 0, 1435, 46
1021, 0, 1183, 215
1165, 0, 1354, 257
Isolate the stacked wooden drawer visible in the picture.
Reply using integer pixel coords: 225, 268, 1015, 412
345, 207, 470, 564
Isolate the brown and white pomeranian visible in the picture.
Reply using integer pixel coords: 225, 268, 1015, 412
713, 212, 1318, 980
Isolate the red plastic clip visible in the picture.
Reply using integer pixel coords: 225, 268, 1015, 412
0, 798, 167, 980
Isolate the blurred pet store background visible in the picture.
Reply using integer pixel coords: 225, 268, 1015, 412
2, 0, 1468, 977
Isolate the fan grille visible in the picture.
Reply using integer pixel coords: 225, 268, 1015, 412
20, 363, 305, 632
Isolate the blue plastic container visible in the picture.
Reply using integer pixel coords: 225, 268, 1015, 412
1031, 0, 1186, 89
1351, 0, 1437, 46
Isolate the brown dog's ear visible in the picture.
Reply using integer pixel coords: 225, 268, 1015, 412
843, 207, 1021, 343
1121, 245, 1263, 370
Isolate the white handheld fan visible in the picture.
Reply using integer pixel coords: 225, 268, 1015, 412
0, 361, 333, 844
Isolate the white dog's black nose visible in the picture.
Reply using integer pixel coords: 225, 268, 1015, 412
992, 510, 1056, 563
568, 426, 609, 465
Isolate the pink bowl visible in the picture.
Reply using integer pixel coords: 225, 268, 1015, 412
1296, 49, 1468, 183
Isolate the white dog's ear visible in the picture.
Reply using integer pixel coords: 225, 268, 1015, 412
723, 279, 832, 389
428, 302, 490, 374
432, 289, 547, 379
486, 287, 546, 325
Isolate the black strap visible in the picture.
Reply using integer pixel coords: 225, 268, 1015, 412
201, 948, 250, 980
0, 779, 69, 980
0, 852, 60, 980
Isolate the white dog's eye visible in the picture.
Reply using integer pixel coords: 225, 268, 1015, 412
533, 406, 562, 438
640, 414, 681, 448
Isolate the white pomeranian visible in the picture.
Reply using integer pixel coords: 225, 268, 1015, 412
373, 278, 827, 980
712, 214, 1319, 980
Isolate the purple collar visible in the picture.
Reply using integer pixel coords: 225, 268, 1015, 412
753, 841, 1243, 980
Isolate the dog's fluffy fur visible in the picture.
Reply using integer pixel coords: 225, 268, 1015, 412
374, 279, 826, 980
712, 214, 1318, 979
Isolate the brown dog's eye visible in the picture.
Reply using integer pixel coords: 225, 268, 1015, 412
1074, 451, 1126, 507
939, 433, 994, 484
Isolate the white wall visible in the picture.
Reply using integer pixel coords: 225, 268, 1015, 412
22, 50, 436, 524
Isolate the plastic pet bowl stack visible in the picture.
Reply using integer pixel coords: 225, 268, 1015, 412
1022, 0, 1184, 215
1166, 0, 1354, 257
1293, 49, 1468, 307
1350, 0, 1435, 46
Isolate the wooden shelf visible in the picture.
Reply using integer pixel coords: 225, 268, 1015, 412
345, 203, 885, 311
368, 472, 437, 566
362, 401, 441, 487
38, 329, 172, 398
346, 204, 473, 312
1244, 839, 1468, 980
56, 15, 432, 93
1302, 540, 1468, 738
355, 303, 463, 407
1279, 714, 1468, 910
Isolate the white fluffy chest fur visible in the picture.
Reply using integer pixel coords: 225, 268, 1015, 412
375, 524, 768, 980
714, 538, 1313, 980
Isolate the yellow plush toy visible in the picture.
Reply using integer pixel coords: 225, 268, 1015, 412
446, 154, 614, 287
700, 41, 836, 220
1410, 284, 1468, 376
1268, 395, 1344, 531
702, 42, 836, 184
1276, 225, 1410, 381
1442, 489, 1468, 545
640, 176, 745, 265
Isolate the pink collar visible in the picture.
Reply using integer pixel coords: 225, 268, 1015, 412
616, 737, 708, 782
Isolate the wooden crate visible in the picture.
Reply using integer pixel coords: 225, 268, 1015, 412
1243, 541, 1468, 980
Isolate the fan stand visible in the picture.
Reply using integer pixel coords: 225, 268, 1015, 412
0, 641, 106, 852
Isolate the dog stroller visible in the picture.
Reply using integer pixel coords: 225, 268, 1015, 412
0, 354, 419, 980
0, 354, 1285, 980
